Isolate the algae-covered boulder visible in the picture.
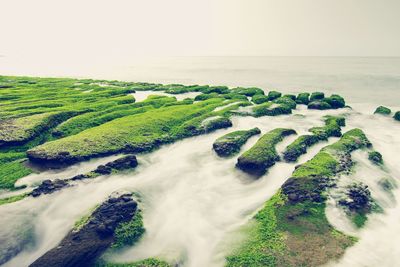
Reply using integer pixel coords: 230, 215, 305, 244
296, 92, 310, 105
230, 87, 264, 97
213, 127, 261, 157
394, 111, 400, 121
252, 102, 292, 117
283, 135, 319, 162
273, 96, 297, 110
368, 151, 383, 165
324, 94, 345, 109
236, 128, 296, 176
267, 90, 282, 101
30, 193, 139, 267
310, 92, 325, 101
308, 100, 332, 110
251, 94, 269, 104
374, 106, 391, 115
283, 94, 296, 101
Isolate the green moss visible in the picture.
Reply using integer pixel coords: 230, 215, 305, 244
236, 128, 296, 176
283, 116, 345, 162
251, 94, 269, 104
324, 94, 345, 109
368, 151, 383, 165
308, 100, 332, 110
296, 93, 310, 105
228, 129, 371, 267
231, 87, 264, 97
0, 193, 27, 206
352, 213, 368, 228
267, 91, 282, 101
213, 127, 261, 157
27, 99, 228, 164
273, 96, 297, 110
0, 160, 32, 189
113, 211, 145, 248
374, 106, 391, 115
310, 92, 325, 102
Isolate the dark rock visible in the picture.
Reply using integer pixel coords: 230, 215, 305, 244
30, 194, 138, 267
30, 179, 69, 197
324, 95, 345, 109
368, 151, 383, 165
282, 177, 333, 203
105, 155, 138, 171
394, 111, 400, 121
94, 165, 113, 175
338, 183, 372, 211
267, 91, 282, 101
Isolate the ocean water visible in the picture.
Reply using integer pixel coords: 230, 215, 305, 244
0, 57, 399, 267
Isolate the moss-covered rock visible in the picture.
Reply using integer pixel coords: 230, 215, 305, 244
282, 94, 296, 101
324, 94, 345, 109
236, 128, 296, 176
296, 92, 310, 105
308, 100, 332, 110
374, 106, 391, 115
251, 94, 269, 104
213, 127, 261, 157
267, 91, 282, 101
227, 129, 372, 267
273, 96, 297, 110
98, 258, 170, 267
368, 151, 383, 165
394, 111, 400, 121
230, 87, 264, 97
283, 116, 345, 162
30, 193, 139, 267
310, 92, 325, 102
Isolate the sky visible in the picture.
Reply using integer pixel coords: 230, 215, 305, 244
0, 0, 399, 63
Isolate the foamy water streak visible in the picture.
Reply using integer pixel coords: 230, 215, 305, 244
1, 104, 400, 267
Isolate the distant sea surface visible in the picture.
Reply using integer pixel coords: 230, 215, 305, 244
1, 56, 399, 107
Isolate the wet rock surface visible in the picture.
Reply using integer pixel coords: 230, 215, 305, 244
213, 127, 260, 157
29, 193, 138, 267
30, 155, 138, 197
339, 183, 372, 211
282, 176, 334, 203
30, 179, 69, 197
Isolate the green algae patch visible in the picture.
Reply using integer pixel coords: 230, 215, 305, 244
0, 160, 32, 189
236, 128, 296, 176
213, 127, 261, 157
0, 193, 27, 206
374, 106, 391, 115
27, 99, 229, 165
283, 116, 345, 162
227, 129, 371, 267
113, 211, 145, 249
267, 91, 282, 101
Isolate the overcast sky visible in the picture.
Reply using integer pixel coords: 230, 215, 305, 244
1, 0, 400, 60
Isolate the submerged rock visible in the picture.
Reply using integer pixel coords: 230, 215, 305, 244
374, 106, 391, 115
29, 193, 138, 267
213, 127, 261, 157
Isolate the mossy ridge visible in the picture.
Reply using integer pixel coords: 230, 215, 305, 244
283, 116, 345, 162
0, 193, 27, 206
227, 129, 371, 267
27, 99, 231, 165
213, 127, 261, 157
113, 210, 145, 248
236, 128, 296, 176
